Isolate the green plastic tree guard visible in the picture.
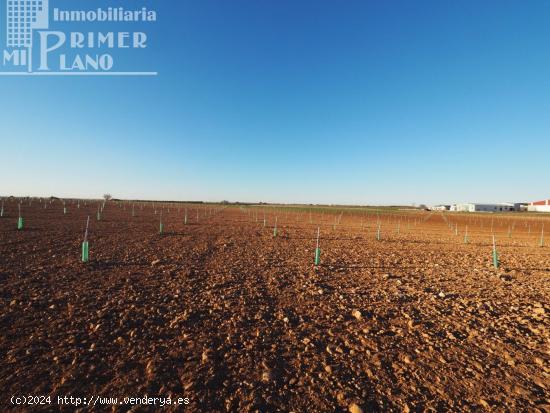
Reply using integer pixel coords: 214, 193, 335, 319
314, 248, 321, 266
82, 241, 89, 263
17, 217, 24, 230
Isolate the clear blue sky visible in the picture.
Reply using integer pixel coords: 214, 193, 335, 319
1, 0, 549, 205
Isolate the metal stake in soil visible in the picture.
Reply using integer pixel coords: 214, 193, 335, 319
492, 235, 499, 269
314, 227, 321, 266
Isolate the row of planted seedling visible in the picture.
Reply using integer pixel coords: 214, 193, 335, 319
254, 207, 546, 270
442, 212, 547, 239
445, 218, 545, 247
3, 197, 222, 234
247, 205, 423, 237
83, 202, 206, 260
3, 199, 546, 265
306, 224, 530, 271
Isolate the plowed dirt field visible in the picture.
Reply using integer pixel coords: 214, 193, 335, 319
1, 200, 548, 412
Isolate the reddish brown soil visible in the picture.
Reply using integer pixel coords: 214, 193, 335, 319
1, 200, 548, 412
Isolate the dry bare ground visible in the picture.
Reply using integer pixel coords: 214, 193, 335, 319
1, 199, 548, 412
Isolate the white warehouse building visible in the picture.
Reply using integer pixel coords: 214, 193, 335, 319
430, 205, 450, 211
450, 203, 517, 212
528, 199, 550, 213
